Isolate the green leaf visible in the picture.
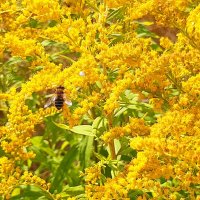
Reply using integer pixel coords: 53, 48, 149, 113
32, 66, 43, 72
136, 24, 158, 38
11, 188, 20, 197
41, 40, 56, 47
29, 18, 38, 28
85, 1, 99, 12
50, 145, 79, 192
6, 57, 23, 66
107, 7, 124, 22
79, 136, 94, 169
92, 116, 108, 135
71, 125, 95, 136
124, 90, 138, 100
48, 20, 57, 27
49, 53, 59, 61
26, 56, 35, 62
53, 122, 95, 137
127, 105, 138, 110
62, 185, 84, 196
0, 147, 5, 156
93, 152, 107, 161
92, 116, 102, 134
114, 139, 121, 157
53, 122, 70, 130
108, 33, 124, 46
95, 81, 102, 89
10, 185, 53, 200
74, 194, 87, 200
114, 107, 128, 117
31, 136, 55, 157
128, 189, 143, 200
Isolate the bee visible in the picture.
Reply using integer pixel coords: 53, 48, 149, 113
44, 86, 72, 110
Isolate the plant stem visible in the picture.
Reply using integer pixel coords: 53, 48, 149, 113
109, 140, 116, 160
107, 114, 116, 159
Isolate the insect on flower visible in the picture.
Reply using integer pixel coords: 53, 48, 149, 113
44, 86, 72, 110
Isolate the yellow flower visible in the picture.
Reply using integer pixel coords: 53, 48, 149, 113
0, 0, 200, 199
186, 3, 200, 47
0, 93, 11, 100
84, 163, 102, 185
102, 118, 149, 143
160, 37, 173, 49
22, 0, 61, 22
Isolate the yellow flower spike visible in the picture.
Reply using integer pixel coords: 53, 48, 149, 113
22, 0, 61, 22
160, 37, 173, 49
0, 93, 11, 100
67, 197, 76, 200
102, 118, 150, 143
186, 3, 200, 47
0, 0, 199, 198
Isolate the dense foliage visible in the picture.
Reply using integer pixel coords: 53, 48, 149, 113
0, 0, 200, 199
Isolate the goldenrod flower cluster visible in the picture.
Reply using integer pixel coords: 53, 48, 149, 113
0, 0, 199, 199
102, 118, 150, 143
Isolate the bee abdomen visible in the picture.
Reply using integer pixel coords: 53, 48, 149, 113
55, 98, 64, 110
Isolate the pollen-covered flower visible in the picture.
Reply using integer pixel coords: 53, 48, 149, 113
84, 163, 102, 185
22, 0, 61, 22
186, 3, 200, 47
0, 93, 11, 100
160, 37, 173, 49
102, 118, 150, 143
0, 0, 200, 199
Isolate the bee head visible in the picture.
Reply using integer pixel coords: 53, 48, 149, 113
57, 86, 64, 90
56, 86, 65, 94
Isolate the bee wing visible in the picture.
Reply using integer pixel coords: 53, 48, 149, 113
64, 99, 72, 106
63, 94, 72, 106
44, 95, 56, 108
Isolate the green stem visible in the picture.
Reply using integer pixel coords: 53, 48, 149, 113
107, 115, 116, 160
109, 140, 116, 160
58, 54, 75, 63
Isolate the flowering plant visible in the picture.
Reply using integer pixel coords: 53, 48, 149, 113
0, 0, 199, 199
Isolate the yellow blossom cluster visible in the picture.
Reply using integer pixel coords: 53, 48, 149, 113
68, 92, 101, 126
0, 93, 11, 100
21, 0, 61, 22
4, 34, 45, 59
0, 0, 199, 199
84, 163, 102, 185
186, 3, 200, 47
102, 118, 150, 143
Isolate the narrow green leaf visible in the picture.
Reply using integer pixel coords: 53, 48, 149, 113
127, 105, 138, 110
32, 66, 43, 72
79, 136, 94, 169
107, 7, 124, 22
11, 188, 20, 197
31, 136, 55, 157
53, 122, 95, 136
48, 20, 57, 27
6, 57, 23, 66
26, 56, 35, 62
71, 125, 95, 136
41, 40, 56, 47
29, 18, 38, 28
92, 117, 103, 133
128, 189, 143, 200
10, 185, 53, 200
53, 122, 70, 130
93, 152, 107, 161
62, 185, 84, 196
114, 107, 128, 117
50, 145, 78, 192
92, 117, 108, 136
85, 1, 99, 12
